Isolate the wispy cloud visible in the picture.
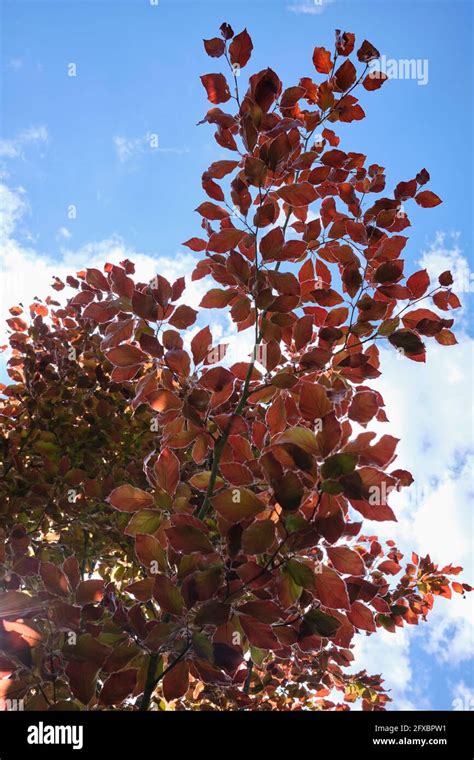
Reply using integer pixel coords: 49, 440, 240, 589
56, 226, 72, 241
113, 133, 189, 163
0, 125, 49, 160
7, 57, 23, 70
287, 0, 334, 15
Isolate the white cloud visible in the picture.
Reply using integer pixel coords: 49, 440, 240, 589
0, 183, 211, 347
351, 627, 420, 709
350, 235, 474, 706
419, 231, 473, 330
113, 133, 189, 163
56, 226, 72, 241
451, 680, 474, 711
113, 135, 146, 163
0, 126, 49, 160
0, 184, 27, 239
287, 0, 333, 15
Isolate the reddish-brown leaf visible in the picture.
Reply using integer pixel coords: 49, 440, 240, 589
415, 190, 442, 208
99, 669, 137, 706
207, 228, 247, 253
203, 37, 225, 58
327, 546, 365, 576
40, 563, 69, 598
200, 73, 231, 104
154, 449, 180, 496
107, 485, 154, 512
163, 660, 189, 701
105, 345, 148, 368
347, 601, 376, 632
314, 565, 350, 610
312, 46, 333, 74
229, 29, 253, 68
211, 488, 266, 524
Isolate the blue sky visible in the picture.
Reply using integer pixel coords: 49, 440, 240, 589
2, 0, 473, 259
1, 0, 473, 710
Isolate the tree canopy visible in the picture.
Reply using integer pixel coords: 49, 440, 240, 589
0, 24, 470, 712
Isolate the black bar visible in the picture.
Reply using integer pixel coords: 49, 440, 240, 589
0, 710, 472, 758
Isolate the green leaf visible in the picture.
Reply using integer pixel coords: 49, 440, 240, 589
124, 510, 161, 536
153, 575, 184, 616
277, 426, 319, 455
321, 453, 358, 480
286, 559, 315, 590
192, 632, 214, 662
303, 609, 341, 637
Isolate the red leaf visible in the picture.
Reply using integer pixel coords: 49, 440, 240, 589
123, 578, 155, 602
335, 60, 357, 91
135, 534, 166, 569
327, 546, 365, 576
240, 615, 280, 650
105, 345, 148, 368
147, 389, 182, 412
191, 326, 212, 365
165, 524, 213, 554
75, 579, 105, 605
435, 329, 457, 345
357, 40, 380, 63
293, 315, 313, 350
200, 73, 231, 104
378, 560, 402, 575
163, 660, 189, 701
40, 563, 69, 597
415, 190, 442, 208
183, 237, 207, 251
82, 301, 119, 323
363, 72, 388, 91
438, 270, 453, 286
168, 305, 198, 329
407, 269, 430, 298
203, 37, 225, 58
66, 661, 99, 705
99, 669, 137, 706
207, 228, 247, 253
347, 601, 376, 632
299, 382, 332, 420
276, 182, 317, 207
229, 29, 253, 68
200, 288, 235, 308
107, 485, 154, 512
154, 449, 180, 495
312, 47, 333, 74
211, 488, 266, 524
220, 461, 254, 486
314, 565, 350, 610
85, 268, 109, 291
195, 202, 229, 220
335, 30, 355, 57
348, 391, 379, 425
220, 22, 234, 40
206, 160, 239, 179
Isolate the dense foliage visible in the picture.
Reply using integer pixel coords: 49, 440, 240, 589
0, 24, 471, 712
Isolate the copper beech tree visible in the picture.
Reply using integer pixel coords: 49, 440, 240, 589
0, 24, 471, 712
